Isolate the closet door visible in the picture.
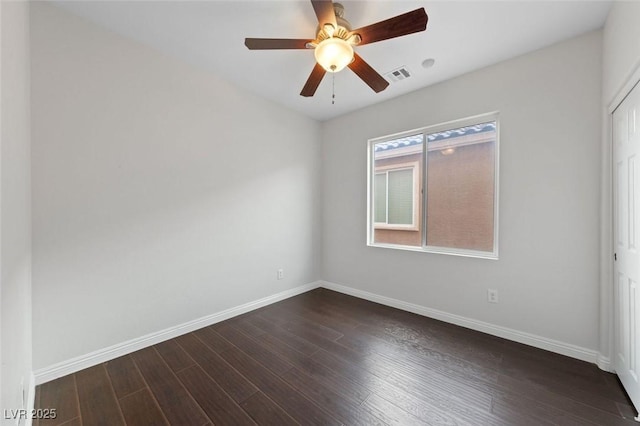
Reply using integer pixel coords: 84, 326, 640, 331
614, 81, 640, 414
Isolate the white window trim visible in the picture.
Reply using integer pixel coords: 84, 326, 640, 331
373, 161, 420, 231
366, 111, 500, 260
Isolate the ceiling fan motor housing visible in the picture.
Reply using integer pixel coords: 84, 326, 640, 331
316, 3, 352, 42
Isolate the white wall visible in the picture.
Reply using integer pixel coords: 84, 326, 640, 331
603, 1, 640, 103
1, 0, 33, 422
600, 1, 640, 368
31, 3, 321, 370
322, 31, 603, 351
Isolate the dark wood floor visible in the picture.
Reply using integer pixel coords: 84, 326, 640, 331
35, 288, 637, 425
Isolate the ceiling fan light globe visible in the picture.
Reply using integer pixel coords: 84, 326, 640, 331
314, 38, 354, 73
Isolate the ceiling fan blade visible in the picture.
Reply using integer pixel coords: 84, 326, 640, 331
311, 0, 337, 27
300, 63, 326, 97
348, 53, 389, 93
244, 38, 312, 50
351, 8, 428, 46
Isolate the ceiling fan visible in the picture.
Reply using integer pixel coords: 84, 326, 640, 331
244, 0, 428, 97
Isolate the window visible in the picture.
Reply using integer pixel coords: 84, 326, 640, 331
367, 113, 499, 258
374, 163, 420, 229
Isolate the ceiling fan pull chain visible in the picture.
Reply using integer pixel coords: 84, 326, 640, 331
332, 72, 336, 105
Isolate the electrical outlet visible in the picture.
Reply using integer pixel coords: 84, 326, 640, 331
487, 289, 499, 303
277, 269, 284, 280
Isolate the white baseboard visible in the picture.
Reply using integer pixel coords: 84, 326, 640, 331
33, 281, 321, 385
597, 354, 613, 373
320, 280, 604, 366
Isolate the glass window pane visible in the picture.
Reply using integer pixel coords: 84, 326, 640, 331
388, 169, 413, 225
426, 121, 496, 252
374, 173, 387, 223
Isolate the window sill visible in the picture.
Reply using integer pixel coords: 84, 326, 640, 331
373, 225, 419, 231
367, 242, 499, 260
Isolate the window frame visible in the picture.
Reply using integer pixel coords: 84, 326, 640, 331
366, 112, 500, 260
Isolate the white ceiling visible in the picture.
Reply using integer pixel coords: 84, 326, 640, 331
53, 0, 612, 121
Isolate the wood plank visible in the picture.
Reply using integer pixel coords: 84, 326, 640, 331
175, 332, 258, 403
492, 390, 634, 425
246, 315, 320, 356
337, 324, 616, 425
104, 355, 145, 398
130, 346, 208, 425
119, 388, 168, 425
255, 313, 370, 366
616, 400, 638, 420
310, 289, 479, 347
495, 373, 640, 424
259, 309, 344, 341
499, 351, 628, 410
489, 396, 557, 426
74, 365, 125, 425
330, 312, 632, 424
218, 317, 266, 337
336, 326, 499, 398
37, 375, 79, 426
312, 348, 496, 422
315, 289, 503, 369
501, 339, 606, 383
219, 345, 341, 425
306, 302, 366, 329
361, 393, 427, 426
57, 418, 81, 426
176, 365, 257, 426
604, 374, 637, 416
384, 366, 494, 412
270, 297, 362, 335
311, 289, 507, 364
281, 367, 387, 425
154, 338, 195, 372
193, 326, 235, 353
337, 322, 498, 384
310, 346, 394, 385
365, 374, 500, 426
253, 332, 371, 404
352, 324, 498, 378
267, 298, 496, 416
240, 392, 299, 426
215, 323, 293, 376
353, 321, 501, 371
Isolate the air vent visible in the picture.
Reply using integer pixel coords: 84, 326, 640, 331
385, 66, 411, 82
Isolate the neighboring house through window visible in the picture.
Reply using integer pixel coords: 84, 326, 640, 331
374, 163, 420, 229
